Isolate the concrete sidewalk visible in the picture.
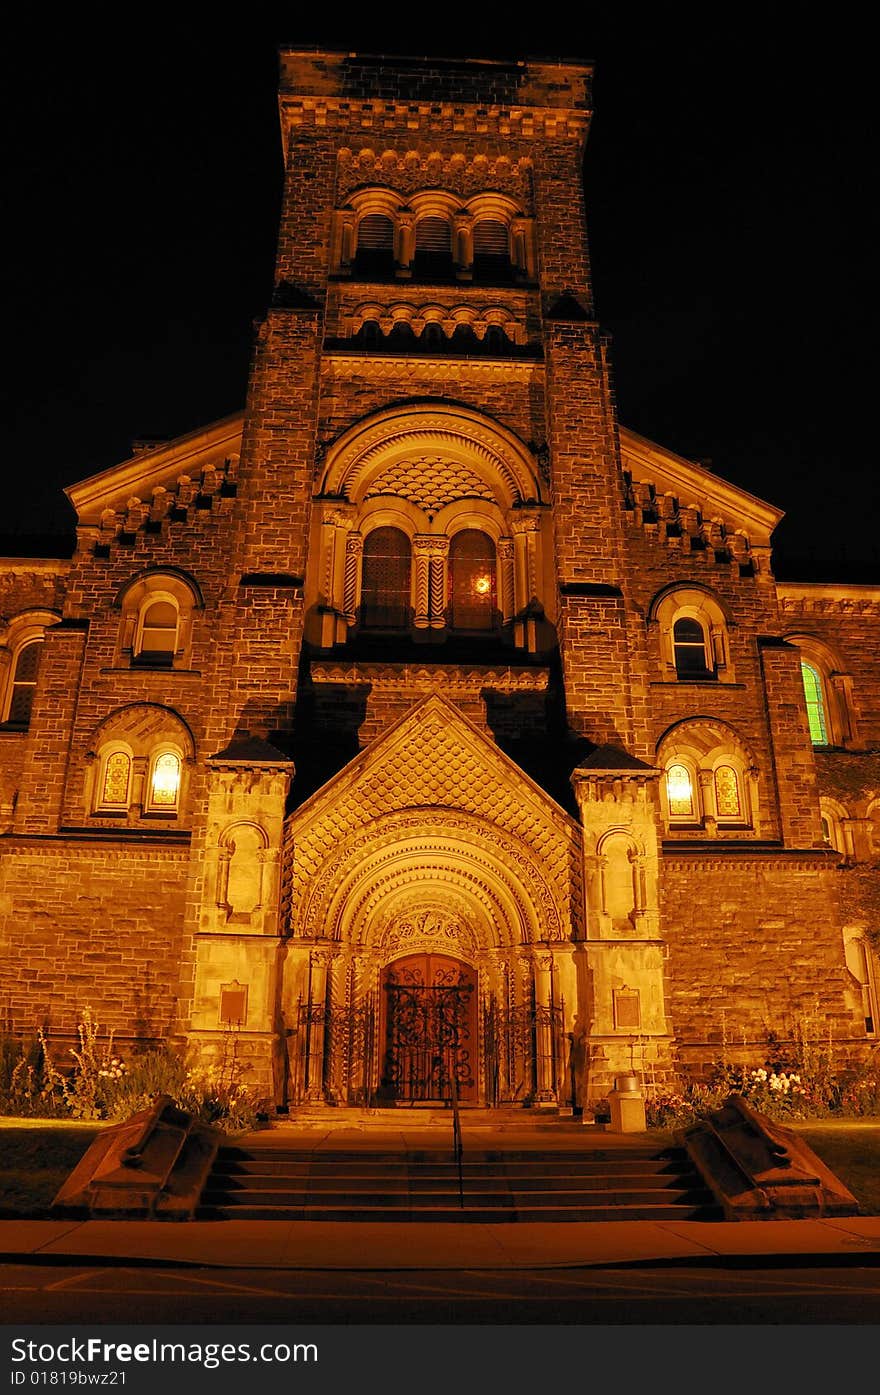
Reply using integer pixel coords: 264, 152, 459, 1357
2, 1214, 880, 1271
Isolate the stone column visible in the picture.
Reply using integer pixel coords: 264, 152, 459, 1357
396, 212, 415, 277
454, 213, 474, 280
429, 537, 449, 628
534, 951, 558, 1106
498, 536, 515, 627
342, 531, 363, 625
412, 537, 433, 629
306, 946, 331, 1101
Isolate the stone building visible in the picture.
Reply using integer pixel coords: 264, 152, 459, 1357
1, 51, 878, 1111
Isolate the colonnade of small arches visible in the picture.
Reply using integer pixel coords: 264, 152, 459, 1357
330, 188, 536, 284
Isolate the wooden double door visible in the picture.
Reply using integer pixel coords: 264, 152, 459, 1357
380, 953, 478, 1103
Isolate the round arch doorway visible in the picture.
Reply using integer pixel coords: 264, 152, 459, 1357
379, 953, 478, 1104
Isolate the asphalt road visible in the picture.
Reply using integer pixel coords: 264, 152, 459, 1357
2, 1259, 880, 1324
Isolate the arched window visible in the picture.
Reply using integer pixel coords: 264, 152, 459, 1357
673, 617, 712, 677
356, 319, 383, 347
117, 570, 200, 671
413, 216, 453, 278
97, 748, 132, 811
134, 597, 179, 666
801, 660, 829, 746
713, 765, 742, 821
844, 933, 878, 1036
650, 586, 732, 682
482, 324, 511, 355
659, 720, 758, 835
361, 527, 411, 630
451, 323, 479, 352
421, 322, 445, 351
5, 639, 43, 727
472, 219, 512, 280
146, 750, 182, 813
449, 530, 497, 630
666, 764, 696, 819
353, 214, 395, 277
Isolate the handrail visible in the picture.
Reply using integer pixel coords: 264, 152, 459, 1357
450, 1069, 464, 1209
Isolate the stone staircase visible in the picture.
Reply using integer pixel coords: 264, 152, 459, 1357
198, 1138, 721, 1222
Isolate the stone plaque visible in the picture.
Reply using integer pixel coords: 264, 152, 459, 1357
613, 988, 641, 1031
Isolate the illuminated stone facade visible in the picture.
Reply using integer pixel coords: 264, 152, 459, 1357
1, 53, 878, 1108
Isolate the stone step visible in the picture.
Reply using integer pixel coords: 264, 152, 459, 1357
197, 1202, 721, 1223
211, 1168, 695, 1190
202, 1186, 712, 1208
217, 1147, 670, 1164
201, 1141, 714, 1223
214, 1157, 683, 1176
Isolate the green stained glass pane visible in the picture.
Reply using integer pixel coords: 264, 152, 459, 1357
801, 662, 828, 745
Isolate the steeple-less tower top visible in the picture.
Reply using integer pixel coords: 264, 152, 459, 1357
274, 50, 594, 312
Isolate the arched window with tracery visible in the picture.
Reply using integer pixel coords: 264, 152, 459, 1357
801, 660, 829, 746
5, 639, 43, 727
101, 750, 131, 809
146, 750, 182, 813
361, 527, 411, 630
449, 530, 497, 630
353, 213, 395, 277
666, 763, 696, 820
713, 765, 742, 821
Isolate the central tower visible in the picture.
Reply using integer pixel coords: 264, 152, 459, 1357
186, 51, 669, 1108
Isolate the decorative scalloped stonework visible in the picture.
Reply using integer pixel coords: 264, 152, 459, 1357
364, 456, 496, 512
319, 406, 542, 506
336, 149, 534, 203
286, 698, 581, 946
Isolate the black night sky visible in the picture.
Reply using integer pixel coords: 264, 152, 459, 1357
2, 10, 876, 580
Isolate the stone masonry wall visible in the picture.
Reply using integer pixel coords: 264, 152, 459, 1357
660, 850, 862, 1076
0, 840, 189, 1042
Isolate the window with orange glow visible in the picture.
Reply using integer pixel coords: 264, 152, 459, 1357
147, 751, 181, 811
449, 530, 496, 630
666, 764, 695, 818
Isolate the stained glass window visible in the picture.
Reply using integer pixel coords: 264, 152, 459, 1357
449, 530, 496, 630
361, 527, 411, 629
714, 765, 742, 819
666, 764, 695, 817
801, 661, 828, 745
6, 639, 42, 727
673, 617, 711, 676
149, 751, 181, 809
101, 751, 131, 808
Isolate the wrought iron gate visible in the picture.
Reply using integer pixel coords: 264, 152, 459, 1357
483, 993, 566, 1106
380, 981, 476, 1102
287, 975, 565, 1108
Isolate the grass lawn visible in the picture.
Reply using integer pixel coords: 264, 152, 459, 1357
788, 1121, 880, 1215
0, 1119, 101, 1217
